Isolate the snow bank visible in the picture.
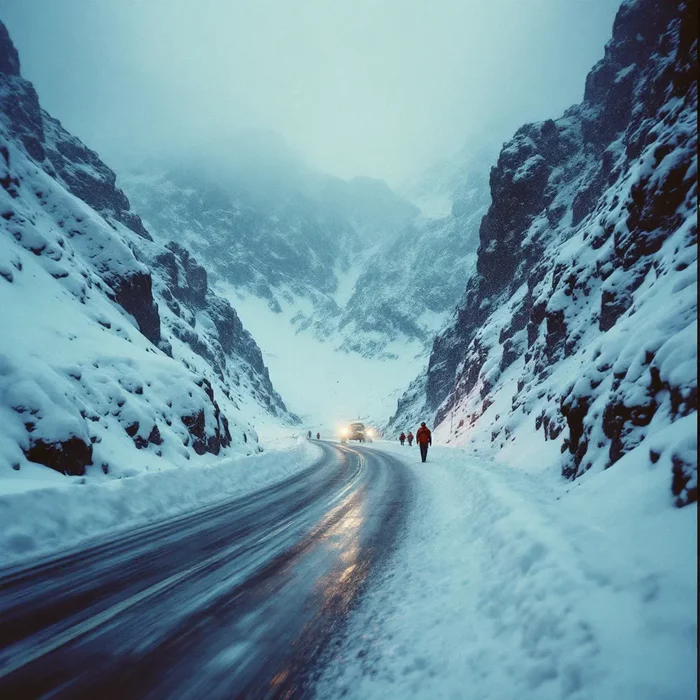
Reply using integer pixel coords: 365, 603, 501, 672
0, 438, 321, 567
316, 442, 697, 699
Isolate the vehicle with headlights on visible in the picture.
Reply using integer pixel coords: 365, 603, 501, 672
340, 422, 375, 443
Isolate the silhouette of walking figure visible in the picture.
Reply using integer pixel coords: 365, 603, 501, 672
416, 422, 432, 462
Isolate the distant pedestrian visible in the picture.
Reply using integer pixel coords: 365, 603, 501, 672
399, 432, 406, 446
407, 431, 414, 446
307, 430, 312, 439
316, 432, 320, 440
416, 422, 432, 462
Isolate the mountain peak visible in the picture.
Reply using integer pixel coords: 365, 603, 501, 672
0, 21, 21, 76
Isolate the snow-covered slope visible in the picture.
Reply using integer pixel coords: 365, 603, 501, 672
389, 0, 697, 505
0, 22, 294, 488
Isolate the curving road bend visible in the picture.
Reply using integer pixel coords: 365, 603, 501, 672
0, 442, 411, 699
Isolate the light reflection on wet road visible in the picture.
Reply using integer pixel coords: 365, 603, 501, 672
0, 442, 410, 699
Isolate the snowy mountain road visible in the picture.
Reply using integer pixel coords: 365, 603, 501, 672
0, 442, 411, 699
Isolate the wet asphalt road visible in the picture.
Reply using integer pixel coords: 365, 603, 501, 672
0, 442, 410, 699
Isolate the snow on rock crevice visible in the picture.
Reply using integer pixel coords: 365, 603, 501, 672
389, 0, 697, 504
0, 22, 295, 486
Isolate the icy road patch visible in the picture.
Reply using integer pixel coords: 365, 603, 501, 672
315, 442, 697, 700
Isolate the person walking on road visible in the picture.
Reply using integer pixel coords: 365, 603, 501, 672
307, 430, 312, 439
316, 432, 320, 440
399, 432, 406, 446
407, 431, 414, 446
416, 422, 432, 462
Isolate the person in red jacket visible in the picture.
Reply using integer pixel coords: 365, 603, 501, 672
407, 431, 414, 446
399, 432, 406, 446
416, 422, 432, 462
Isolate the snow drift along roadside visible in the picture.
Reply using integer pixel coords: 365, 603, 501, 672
316, 442, 697, 700
0, 438, 322, 568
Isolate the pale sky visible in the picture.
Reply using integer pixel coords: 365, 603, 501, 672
1, 0, 622, 185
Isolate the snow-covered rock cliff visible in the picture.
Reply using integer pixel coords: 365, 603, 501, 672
0, 21, 294, 485
389, 0, 697, 505
341, 145, 494, 354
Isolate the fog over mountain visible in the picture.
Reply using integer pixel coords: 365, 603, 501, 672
1, 0, 621, 185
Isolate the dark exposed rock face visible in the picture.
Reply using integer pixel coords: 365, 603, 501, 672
182, 405, 230, 455
0, 22, 20, 76
155, 242, 208, 307
389, 0, 697, 501
181, 379, 233, 456
109, 271, 161, 345
0, 66, 45, 161
25, 437, 92, 477
672, 453, 697, 507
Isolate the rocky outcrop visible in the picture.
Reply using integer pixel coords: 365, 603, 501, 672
149, 240, 291, 419
181, 378, 233, 455
0, 23, 19, 76
25, 436, 92, 477
109, 270, 161, 345
389, 0, 697, 503
0, 50, 45, 161
145, 238, 295, 423
41, 113, 152, 240
155, 242, 208, 307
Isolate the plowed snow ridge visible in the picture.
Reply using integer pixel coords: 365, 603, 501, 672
316, 442, 696, 700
